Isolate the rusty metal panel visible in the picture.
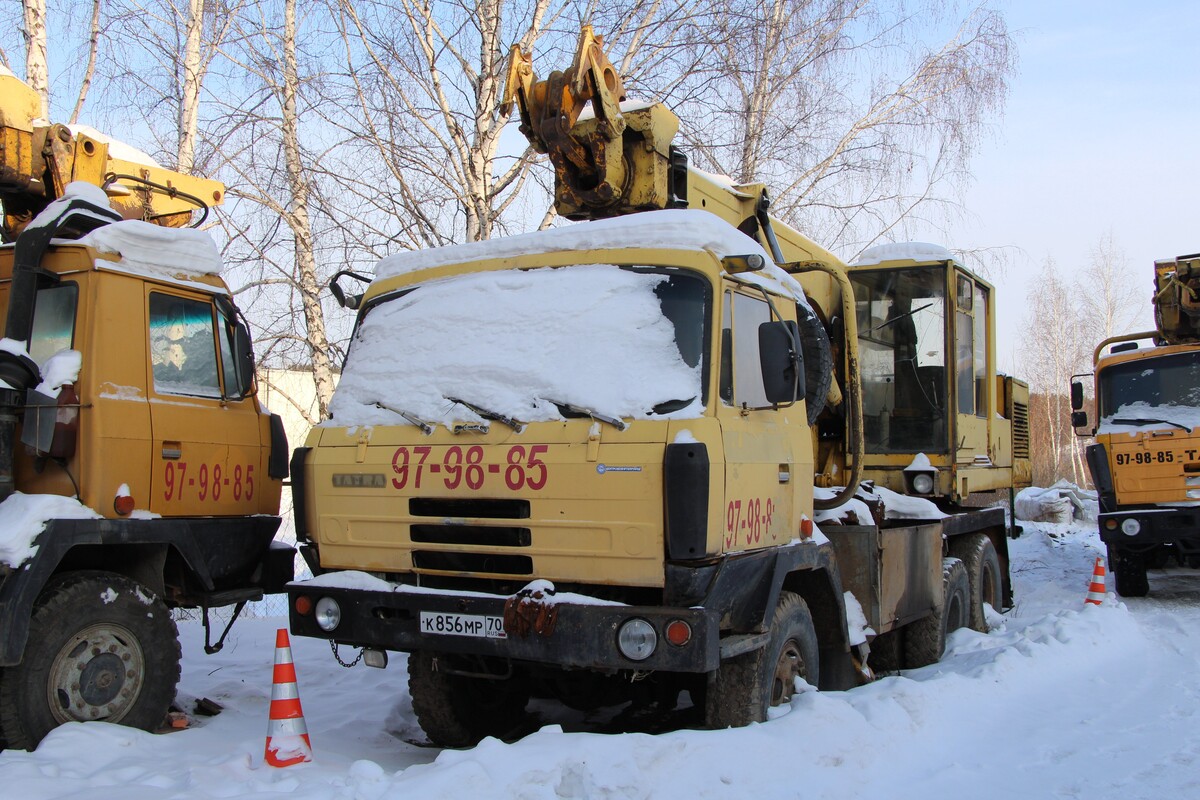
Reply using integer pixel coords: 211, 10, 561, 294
879, 524, 941, 629
822, 525, 880, 629
825, 523, 942, 634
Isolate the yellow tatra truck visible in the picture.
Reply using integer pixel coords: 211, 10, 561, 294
1073, 251, 1200, 596
286, 27, 1031, 745
0, 70, 292, 749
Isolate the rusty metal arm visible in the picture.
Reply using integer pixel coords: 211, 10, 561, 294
784, 261, 865, 511
500, 24, 630, 211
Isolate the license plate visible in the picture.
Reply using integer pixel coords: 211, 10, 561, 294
419, 611, 507, 639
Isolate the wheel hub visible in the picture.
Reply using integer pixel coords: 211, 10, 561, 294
771, 640, 806, 706
47, 623, 144, 724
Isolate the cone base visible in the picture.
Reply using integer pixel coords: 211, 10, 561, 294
265, 733, 313, 767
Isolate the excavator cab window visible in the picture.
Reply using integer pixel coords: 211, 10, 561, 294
29, 283, 79, 366
851, 267, 948, 453
148, 293, 222, 398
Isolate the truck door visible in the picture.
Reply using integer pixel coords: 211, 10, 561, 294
717, 288, 806, 550
146, 288, 263, 516
952, 271, 991, 463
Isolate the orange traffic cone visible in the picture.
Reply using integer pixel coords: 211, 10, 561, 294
1084, 557, 1107, 606
264, 629, 312, 767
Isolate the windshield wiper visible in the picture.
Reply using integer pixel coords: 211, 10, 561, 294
543, 398, 628, 431
1111, 417, 1190, 432
373, 401, 434, 435
445, 396, 525, 433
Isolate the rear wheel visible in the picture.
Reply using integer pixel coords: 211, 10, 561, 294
706, 591, 819, 728
0, 571, 180, 750
1108, 545, 1149, 597
408, 652, 529, 747
950, 533, 1003, 632
903, 557, 969, 669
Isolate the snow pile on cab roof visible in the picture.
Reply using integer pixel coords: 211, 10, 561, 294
0, 492, 103, 568
329, 264, 702, 428
374, 209, 772, 279
853, 242, 955, 266
79, 220, 223, 281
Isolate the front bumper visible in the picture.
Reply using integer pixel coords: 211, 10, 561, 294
1099, 507, 1200, 550
286, 583, 720, 673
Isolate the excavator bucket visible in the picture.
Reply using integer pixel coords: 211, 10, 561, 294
501, 24, 680, 219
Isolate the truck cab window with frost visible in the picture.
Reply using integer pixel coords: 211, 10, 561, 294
851, 267, 947, 453
149, 293, 221, 398
30, 282, 78, 365
335, 264, 709, 425
1099, 352, 1200, 418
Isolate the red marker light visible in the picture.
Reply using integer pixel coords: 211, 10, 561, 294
294, 595, 313, 616
800, 518, 814, 539
114, 494, 135, 516
665, 619, 692, 647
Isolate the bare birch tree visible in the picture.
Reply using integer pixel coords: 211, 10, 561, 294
100, 0, 241, 173
1075, 231, 1150, 345
1018, 258, 1093, 486
676, 0, 1015, 253
207, 0, 343, 421
21, 0, 50, 119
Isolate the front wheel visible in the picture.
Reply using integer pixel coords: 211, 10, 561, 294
408, 652, 529, 747
706, 591, 820, 728
1108, 545, 1149, 597
0, 571, 180, 750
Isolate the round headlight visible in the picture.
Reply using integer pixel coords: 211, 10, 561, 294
617, 618, 657, 661
1120, 518, 1141, 536
911, 472, 934, 494
315, 597, 342, 631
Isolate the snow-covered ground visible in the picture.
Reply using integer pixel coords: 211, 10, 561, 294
3, 519, 1199, 799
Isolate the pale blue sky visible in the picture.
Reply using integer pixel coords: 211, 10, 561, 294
923, 0, 1200, 367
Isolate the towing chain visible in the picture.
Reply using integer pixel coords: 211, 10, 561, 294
329, 639, 365, 668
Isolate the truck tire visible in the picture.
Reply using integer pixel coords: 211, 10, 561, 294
950, 533, 1003, 632
705, 591, 819, 728
0, 571, 180, 750
1108, 545, 1149, 597
903, 557, 969, 669
407, 651, 529, 748
798, 306, 833, 425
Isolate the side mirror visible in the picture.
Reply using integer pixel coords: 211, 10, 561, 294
330, 270, 372, 310
759, 321, 804, 404
1071, 410, 1089, 429
1070, 380, 1084, 410
233, 319, 256, 397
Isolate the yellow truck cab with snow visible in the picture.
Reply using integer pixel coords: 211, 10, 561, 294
1073, 251, 1200, 596
0, 70, 292, 750
287, 26, 1031, 745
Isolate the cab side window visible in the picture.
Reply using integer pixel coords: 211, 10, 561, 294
720, 290, 772, 409
30, 283, 79, 365
149, 293, 221, 398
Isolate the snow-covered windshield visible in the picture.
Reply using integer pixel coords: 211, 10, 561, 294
1098, 351, 1200, 431
327, 264, 709, 429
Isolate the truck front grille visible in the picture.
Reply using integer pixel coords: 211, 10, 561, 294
410, 525, 531, 547
409, 497, 530, 519
411, 551, 533, 574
